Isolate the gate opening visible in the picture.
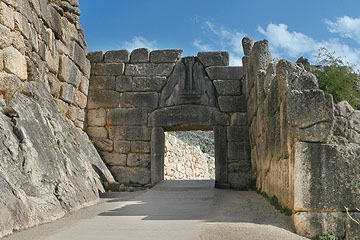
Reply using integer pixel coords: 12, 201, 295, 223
164, 130, 215, 180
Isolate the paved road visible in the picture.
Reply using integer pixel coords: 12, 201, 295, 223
4, 180, 308, 240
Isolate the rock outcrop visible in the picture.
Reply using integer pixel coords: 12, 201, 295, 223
0, 0, 115, 238
0, 82, 114, 238
164, 132, 215, 180
243, 37, 360, 239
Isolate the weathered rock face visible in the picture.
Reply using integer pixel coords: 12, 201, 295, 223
0, 0, 115, 238
0, 82, 114, 238
243, 37, 360, 239
87, 49, 251, 189
164, 132, 215, 180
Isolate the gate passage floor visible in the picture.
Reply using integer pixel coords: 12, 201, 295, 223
5, 180, 308, 240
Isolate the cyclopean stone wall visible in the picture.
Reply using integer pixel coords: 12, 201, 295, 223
242, 37, 360, 239
164, 132, 215, 180
0, 0, 90, 129
0, 0, 114, 238
86, 49, 252, 189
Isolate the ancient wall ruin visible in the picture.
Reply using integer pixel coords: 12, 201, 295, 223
164, 132, 215, 180
86, 49, 252, 189
0, 0, 114, 238
243, 37, 360, 238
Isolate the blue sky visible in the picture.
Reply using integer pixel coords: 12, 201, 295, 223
79, 0, 360, 68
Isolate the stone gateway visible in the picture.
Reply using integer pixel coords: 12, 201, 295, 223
86, 50, 252, 190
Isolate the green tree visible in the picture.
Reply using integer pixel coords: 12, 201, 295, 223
310, 47, 360, 108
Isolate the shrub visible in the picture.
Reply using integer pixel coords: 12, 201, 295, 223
310, 47, 360, 108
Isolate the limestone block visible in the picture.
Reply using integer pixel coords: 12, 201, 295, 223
48, 6, 62, 39
14, 12, 30, 39
58, 56, 81, 87
132, 76, 167, 92
80, 76, 89, 95
125, 63, 175, 77
127, 153, 150, 167
197, 51, 229, 67
334, 100, 353, 118
248, 39, 272, 72
91, 63, 124, 76
294, 142, 360, 211
228, 161, 251, 173
151, 127, 165, 184
60, 83, 74, 104
77, 109, 85, 122
287, 90, 334, 128
3, 46, 27, 80
159, 57, 217, 107
214, 126, 227, 184
87, 108, 106, 127
293, 212, 345, 239
89, 76, 116, 90
130, 48, 149, 63
150, 49, 182, 63
71, 42, 87, 73
333, 116, 348, 138
55, 98, 69, 117
230, 112, 248, 126
0, 50, 3, 71
297, 122, 333, 143
131, 141, 150, 153
56, 40, 69, 56
276, 59, 318, 91
87, 90, 120, 109
107, 108, 147, 126
87, 126, 108, 139
66, 105, 78, 121
104, 50, 130, 63
148, 105, 229, 128
45, 48, 59, 74
114, 140, 131, 153
228, 142, 250, 160
74, 90, 87, 109
206, 66, 243, 80
26, 57, 41, 83
110, 166, 150, 185
87, 51, 103, 63
227, 172, 254, 190
0, 72, 22, 99
0, 2, 14, 30
109, 126, 151, 141
213, 80, 241, 96
242, 37, 255, 56
115, 75, 132, 92
102, 152, 127, 166
120, 92, 158, 109
227, 126, 249, 142
218, 96, 246, 113
347, 212, 360, 239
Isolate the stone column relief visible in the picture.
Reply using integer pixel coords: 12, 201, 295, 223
87, 49, 252, 189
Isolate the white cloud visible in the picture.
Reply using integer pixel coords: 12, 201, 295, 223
258, 22, 360, 70
122, 36, 157, 51
194, 21, 245, 66
193, 39, 213, 51
258, 23, 317, 58
325, 16, 360, 44
229, 54, 243, 66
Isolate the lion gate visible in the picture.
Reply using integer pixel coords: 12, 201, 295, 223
86, 49, 253, 189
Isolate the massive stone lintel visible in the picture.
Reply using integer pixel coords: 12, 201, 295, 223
159, 57, 217, 107
148, 105, 229, 130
